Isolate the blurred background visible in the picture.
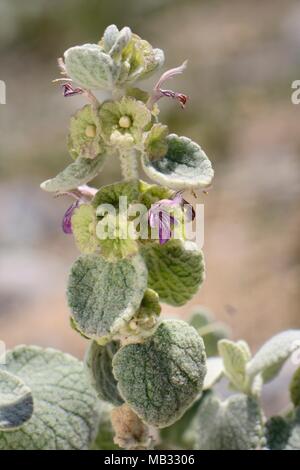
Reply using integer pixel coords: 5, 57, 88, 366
0, 0, 299, 414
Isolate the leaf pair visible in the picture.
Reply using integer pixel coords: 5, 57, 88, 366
41, 132, 214, 193
64, 25, 164, 91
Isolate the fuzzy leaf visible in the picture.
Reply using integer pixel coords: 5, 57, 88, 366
112, 319, 207, 428
85, 341, 123, 406
108, 27, 132, 60
189, 308, 230, 357
290, 367, 300, 407
0, 346, 100, 450
92, 180, 140, 209
142, 134, 214, 190
40, 154, 107, 192
218, 339, 251, 393
67, 253, 148, 340
103, 24, 119, 52
266, 410, 300, 450
145, 124, 169, 160
64, 44, 118, 90
141, 240, 205, 306
0, 370, 33, 431
194, 392, 264, 450
246, 330, 300, 383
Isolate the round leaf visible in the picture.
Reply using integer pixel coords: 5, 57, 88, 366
141, 240, 205, 306
67, 253, 148, 340
142, 134, 214, 190
0, 346, 100, 450
112, 319, 207, 428
64, 44, 118, 90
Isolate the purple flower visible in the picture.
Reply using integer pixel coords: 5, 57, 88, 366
148, 61, 189, 109
61, 82, 84, 97
62, 201, 79, 234
59, 185, 98, 235
148, 192, 195, 245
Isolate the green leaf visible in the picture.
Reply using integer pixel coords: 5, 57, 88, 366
141, 240, 205, 306
246, 330, 300, 383
266, 410, 300, 450
194, 392, 264, 450
112, 319, 207, 428
0, 346, 100, 450
67, 253, 148, 340
85, 341, 123, 406
142, 134, 214, 190
64, 44, 118, 90
189, 308, 230, 357
145, 124, 169, 160
0, 370, 33, 431
92, 180, 140, 209
218, 339, 251, 393
290, 367, 300, 407
203, 357, 223, 390
40, 154, 107, 192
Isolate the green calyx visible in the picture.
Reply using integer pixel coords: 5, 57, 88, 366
99, 97, 151, 147
68, 105, 103, 160
71, 204, 99, 254
115, 288, 161, 342
96, 212, 139, 262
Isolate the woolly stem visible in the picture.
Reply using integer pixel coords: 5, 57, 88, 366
119, 149, 138, 180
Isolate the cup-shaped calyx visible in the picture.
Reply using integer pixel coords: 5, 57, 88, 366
63, 24, 164, 91
112, 320, 207, 428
